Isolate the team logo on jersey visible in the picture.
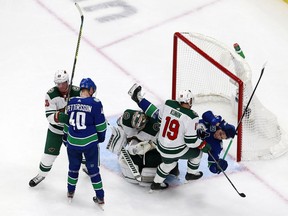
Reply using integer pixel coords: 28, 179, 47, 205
48, 147, 55, 153
153, 122, 160, 131
210, 125, 217, 132
45, 100, 50, 107
123, 111, 131, 120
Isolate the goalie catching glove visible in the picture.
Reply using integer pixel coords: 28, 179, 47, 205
127, 140, 156, 155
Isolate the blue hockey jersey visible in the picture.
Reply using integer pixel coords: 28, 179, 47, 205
199, 110, 235, 163
65, 96, 107, 150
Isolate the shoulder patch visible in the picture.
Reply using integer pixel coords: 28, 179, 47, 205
93, 98, 100, 102
153, 122, 160, 131
123, 111, 131, 120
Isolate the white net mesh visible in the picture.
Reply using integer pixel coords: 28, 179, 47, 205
173, 32, 288, 161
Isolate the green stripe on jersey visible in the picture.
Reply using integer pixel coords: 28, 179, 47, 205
67, 133, 98, 147
145, 103, 158, 117
96, 121, 107, 132
184, 135, 198, 144
157, 141, 187, 155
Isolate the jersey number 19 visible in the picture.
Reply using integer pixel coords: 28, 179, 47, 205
162, 116, 179, 140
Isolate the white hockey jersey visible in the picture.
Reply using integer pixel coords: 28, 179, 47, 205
157, 100, 202, 158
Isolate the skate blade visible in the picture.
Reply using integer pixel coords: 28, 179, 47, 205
96, 203, 104, 211
68, 197, 73, 204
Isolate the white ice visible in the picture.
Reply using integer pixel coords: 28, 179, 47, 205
1, 0, 288, 215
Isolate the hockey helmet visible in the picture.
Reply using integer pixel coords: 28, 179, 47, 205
131, 111, 148, 130
223, 123, 236, 139
80, 78, 97, 92
177, 89, 194, 106
54, 70, 69, 84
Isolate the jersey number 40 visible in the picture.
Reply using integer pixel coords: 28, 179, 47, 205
69, 112, 87, 130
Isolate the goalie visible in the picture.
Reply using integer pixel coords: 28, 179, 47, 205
107, 109, 179, 185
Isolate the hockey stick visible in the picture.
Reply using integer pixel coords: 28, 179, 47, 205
208, 151, 246, 198
223, 62, 266, 159
66, 3, 84, 102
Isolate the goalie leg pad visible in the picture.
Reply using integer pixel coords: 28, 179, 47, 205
107, 126, 127, 155
118, 155, 139, 184
141, 167, 156, 183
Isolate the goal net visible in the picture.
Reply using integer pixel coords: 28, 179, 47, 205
172, 32, 288, 161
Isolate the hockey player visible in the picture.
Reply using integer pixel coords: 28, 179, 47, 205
29, 70, 80, 187
64, 78, 107, 205
128, 84, 211, 190
129, 84, 236, 182
107, 109, 179, 185
198, 110, 236, 174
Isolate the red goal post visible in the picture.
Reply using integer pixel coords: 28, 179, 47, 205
172, 32, 288, 162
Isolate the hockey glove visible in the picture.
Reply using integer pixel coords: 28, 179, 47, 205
198, 141, 211, 153
54, 111, 69, 124
196, 125, 209, 140
209, 159, 228, 174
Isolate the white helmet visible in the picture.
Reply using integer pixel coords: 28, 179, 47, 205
177, 90, 193, 106
54, 70, 69, 84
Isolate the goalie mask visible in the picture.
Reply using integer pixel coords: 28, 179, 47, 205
177, 89, 194, 106
54, 70, 69, 84
131, 111, 148, 130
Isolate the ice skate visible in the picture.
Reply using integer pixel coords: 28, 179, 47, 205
29, 174, 45, 187
150, 182, 169, 192
93, 196, 104, 211
67, 191, 75, 203
185, 171, 203, 181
